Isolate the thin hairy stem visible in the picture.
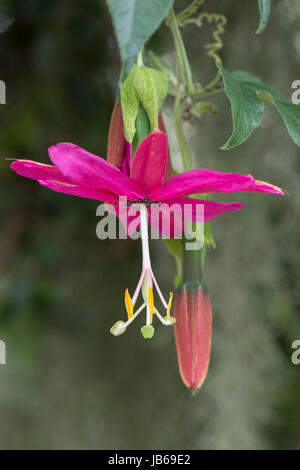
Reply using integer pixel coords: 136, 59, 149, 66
168, 8, 194, 94
188, 85, 224, 99
168, 8, 193, 172
176, 0, 205, 23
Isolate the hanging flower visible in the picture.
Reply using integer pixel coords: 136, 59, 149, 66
10, 130, 283, 337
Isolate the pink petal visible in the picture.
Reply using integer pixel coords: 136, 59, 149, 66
10, 159, 63, 180
130, 130, 168, 193
245, 179, 284, 195
148, 169, 255, 200
38, 179, 118, 203
165, 198, 244, 222
49, 143, 143, 199
148, 204, 184, 238
11, 160, 117, 202
148, 198, 244, 238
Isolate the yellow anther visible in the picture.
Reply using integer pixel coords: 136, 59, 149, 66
167, 292, 173, 320
125, 289, 133, 319
148, 286, 155, 317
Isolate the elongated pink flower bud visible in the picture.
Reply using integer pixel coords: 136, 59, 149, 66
106, 99, 126, 169
173, 283, 212, 392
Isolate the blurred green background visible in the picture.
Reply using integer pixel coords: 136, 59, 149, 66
0, 0, 300, 450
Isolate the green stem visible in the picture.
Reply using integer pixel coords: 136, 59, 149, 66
204, 70, 221, 90
174, 96, 193, 172
183, 243, 202, 283
188, 84, 224, 98
168, 8, 193, 172
167, 7, 210, 279
176, 0, 204, 23
168, 8, 194, 95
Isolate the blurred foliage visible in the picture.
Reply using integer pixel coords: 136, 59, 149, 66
0, 0, 300, 449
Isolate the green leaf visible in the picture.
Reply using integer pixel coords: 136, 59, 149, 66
256, 0, 272, 34
133, 67, 168, 131
106, 0, 174, 77
219, 66, 300, 149
218, 64, 264, 150
232, 70, 300, 148
270, 98, 300, 147
120, 65, 140, 142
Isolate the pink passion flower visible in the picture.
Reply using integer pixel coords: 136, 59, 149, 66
10, 130, 283, 337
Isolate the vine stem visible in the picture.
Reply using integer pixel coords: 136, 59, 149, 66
204, 70, 221, 90
168, 8, 193, 172
176, 0, 205, 23
167, 6, 209, 276
168, 8, 194, 95
187, 84, 224, 98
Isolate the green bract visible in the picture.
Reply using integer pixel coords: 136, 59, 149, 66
121, 65, 168, 143
148, 50, 177, 86
120, 65, 140, 143
133, 67, 168, 131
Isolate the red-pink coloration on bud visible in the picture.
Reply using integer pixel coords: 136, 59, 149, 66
106, 99, 126, 170
173, 283, 212, 392
106, 102, 173, 179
